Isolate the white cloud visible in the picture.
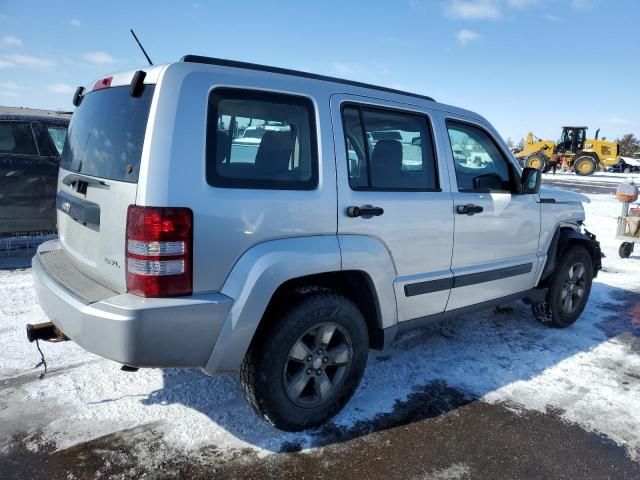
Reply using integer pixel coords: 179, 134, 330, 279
0, 81, 19, 98
0, 35, 22, 48
332, 62, 356, 77
331, 62, 393, 83
457, 29, 481, 46
83, 51, 116, 64
0, 53, 54, 68
545, 13, 561, 21
0, 81, 19, 89
507, 0, 539, 8
70, 18, 82, 27
47, 82, 75, 94
446, 0, 502, 20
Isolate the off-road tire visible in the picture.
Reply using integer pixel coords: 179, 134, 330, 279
573, 155, 597, 176
240, 292, 368, 431
532, 245, 593, 328
525, 153, 549, 172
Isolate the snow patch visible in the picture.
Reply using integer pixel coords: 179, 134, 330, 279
0, 193, 639, 467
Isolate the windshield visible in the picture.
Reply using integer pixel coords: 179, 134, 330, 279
60, 85, 155, 182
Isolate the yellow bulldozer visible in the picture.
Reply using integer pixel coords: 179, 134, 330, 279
514, 126, 620, 176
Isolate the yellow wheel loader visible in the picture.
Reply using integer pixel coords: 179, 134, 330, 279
515, 127, 620, 176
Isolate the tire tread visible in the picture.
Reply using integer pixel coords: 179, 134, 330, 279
240, 291, 368, 431
531, 245, 593, 328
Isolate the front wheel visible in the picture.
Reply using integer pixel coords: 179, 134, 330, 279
573, 156, 597, 176
532, 245, 594, 328
525, 153, 548, 172
240, 292, 368, 431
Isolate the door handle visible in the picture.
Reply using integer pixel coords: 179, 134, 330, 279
456, 204, 484, 215
347, 205, 384, 218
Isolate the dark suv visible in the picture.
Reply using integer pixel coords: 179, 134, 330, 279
0, 107, 70, 235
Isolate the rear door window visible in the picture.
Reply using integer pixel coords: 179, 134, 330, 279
206, 88, 318, 190
46, 125, 67, 155
0, 122, 38, 155
341, 105, 438, 191
61, 85, 155, 182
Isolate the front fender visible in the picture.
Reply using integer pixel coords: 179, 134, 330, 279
538, 226, 603, 285
204, 235, 341, 374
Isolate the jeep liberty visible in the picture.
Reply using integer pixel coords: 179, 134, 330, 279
29, 56, 602, 431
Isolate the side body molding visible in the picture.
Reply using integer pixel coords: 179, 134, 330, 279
204, 236, 341, 374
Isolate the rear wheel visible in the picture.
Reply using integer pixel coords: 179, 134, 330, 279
240, 292, 368, 431
623, 167, 632, 174
573, 155, 597, 176
619, 242, 634, 258
525, 153, 548, 172
532, 245, 593, 328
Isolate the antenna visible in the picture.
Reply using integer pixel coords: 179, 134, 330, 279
130, 29, 153, 66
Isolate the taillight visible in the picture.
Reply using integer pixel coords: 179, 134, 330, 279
126, 205, 193, 297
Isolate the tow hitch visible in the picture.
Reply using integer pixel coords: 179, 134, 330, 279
26, 322, 67, 343
26, 322, 68, 380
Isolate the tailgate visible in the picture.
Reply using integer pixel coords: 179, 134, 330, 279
57, 172, 137, 292
57, 82, 155, 293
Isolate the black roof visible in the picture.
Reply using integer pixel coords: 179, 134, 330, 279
0, 106, 71, 123
181, 55, 435, 103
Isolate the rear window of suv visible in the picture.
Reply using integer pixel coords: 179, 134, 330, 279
206, 88, 318, 190
61, 85, 155, 183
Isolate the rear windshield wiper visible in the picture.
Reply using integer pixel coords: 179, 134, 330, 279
62, 173, 110, 190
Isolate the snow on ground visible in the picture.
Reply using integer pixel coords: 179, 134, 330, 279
1, 192, 639, 470
542, 171, 640, 184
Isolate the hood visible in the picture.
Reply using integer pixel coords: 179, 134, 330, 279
538, 186, 590, 204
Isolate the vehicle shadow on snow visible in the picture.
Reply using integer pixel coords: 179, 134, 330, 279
141, 281, 640, 453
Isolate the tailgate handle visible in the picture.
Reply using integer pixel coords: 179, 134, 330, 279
56, 191, 101, 227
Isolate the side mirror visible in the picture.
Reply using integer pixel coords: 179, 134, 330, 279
521, 167, 541, 194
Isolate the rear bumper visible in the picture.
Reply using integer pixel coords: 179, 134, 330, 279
32, 240, 233, 369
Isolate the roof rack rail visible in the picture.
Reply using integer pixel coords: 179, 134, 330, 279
180, 55, 435, 103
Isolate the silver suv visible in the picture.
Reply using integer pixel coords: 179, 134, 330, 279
29, 56, 602, 431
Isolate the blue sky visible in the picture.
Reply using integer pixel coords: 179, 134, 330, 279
0, 0, 638, 142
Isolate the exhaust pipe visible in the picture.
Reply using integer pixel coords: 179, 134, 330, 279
26, 322, 67, 343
